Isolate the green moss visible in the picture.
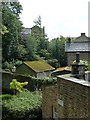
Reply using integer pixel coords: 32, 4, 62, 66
24, 60, 55, 72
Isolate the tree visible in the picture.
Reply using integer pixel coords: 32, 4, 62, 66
2, 2, 24, 62
33, 15, 41, 28
48, 36, 67, 67
33, 16, 49, 53
25, 35, 37, 61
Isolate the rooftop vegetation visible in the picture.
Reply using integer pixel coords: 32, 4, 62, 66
24, 60, 55, 72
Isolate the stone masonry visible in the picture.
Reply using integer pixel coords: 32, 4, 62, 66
57, 74, 90, 118
42, 85, 58, 119
42, 74, 90, 119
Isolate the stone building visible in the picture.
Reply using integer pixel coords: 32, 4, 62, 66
15, 60, 55, 78
42, 52, 90, 119
42, 74, 90, 119
65, 33, 90, 66
42, 34, 90, 119
21, 25, 45, 42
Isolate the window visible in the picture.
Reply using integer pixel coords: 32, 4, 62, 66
52, 106, 58, 120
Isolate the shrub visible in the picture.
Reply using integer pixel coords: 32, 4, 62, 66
1, 94, 12, 100
10, 79, 28, 93
2, 91, 42, 120
2, 61, 13, 71
16, 74, 57, 90
15, 60, 22, 67
30, 76, 57, 90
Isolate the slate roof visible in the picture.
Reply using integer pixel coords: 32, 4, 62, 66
24, 61, 55, 73
65, 33, 90, 52
65, 41, 90, 52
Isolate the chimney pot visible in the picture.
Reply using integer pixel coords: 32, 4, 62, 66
81, 33, 85, 36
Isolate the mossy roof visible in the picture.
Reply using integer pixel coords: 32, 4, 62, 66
53, 66, 71, 73
24, 61, 55, 73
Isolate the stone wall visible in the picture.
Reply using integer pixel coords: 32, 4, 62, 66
67, 52, 90, 66
2, 72, 35, 93
2, 72, 13, 90
42, 85, 58, 119
57, 74, 90, 118
42, 74, 90, 119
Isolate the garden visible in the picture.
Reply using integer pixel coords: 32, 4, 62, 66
1, 75, 57, 120
1, 91, 42, 120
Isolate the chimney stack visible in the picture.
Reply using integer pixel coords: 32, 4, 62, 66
76, 52, 80, 63
81, 33, 85, 36
68, 38, 71, 43
71, 52, 85, 79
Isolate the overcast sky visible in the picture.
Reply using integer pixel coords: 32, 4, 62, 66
18, 0, 89, 40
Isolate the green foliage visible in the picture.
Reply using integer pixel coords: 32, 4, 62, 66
48, 36, 67, 67
47, 59, 60, 68
2, 4, 68, 69
73, 60, 90, 71
38, 49, 51, 59
33, 15, 41, 27
2, 60, 22, 71
0, 25, 8, 35
25, 35, 37, 61
15, 60, 22, 67
1, 94, 12, 100
2, 61, 13, 71
2, 91, 42, 120
2, 2, 23, 61
30, 76, 57, 90
10, 79, 28, 93
13, 73, 57, 90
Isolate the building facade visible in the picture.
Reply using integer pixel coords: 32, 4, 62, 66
65, 33, 90, 66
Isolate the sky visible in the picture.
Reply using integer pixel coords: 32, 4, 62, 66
18, 0, 89, 40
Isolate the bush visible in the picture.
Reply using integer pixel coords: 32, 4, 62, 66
30, 76, 57, 90
10, 79, 28, 93
2, 91, 42, 120
2, 61, 13, 71
1, 94, 12, 100
47, 59, 60, 68
15, 60, 22, 67
15, 73, 57, 90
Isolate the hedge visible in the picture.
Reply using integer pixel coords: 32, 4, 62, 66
15, 74, 57, 90
1, 91, 42, 120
